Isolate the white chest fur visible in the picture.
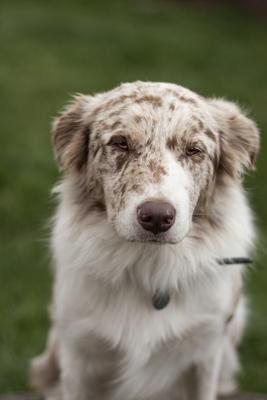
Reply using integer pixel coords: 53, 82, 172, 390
55, 268, 233, 400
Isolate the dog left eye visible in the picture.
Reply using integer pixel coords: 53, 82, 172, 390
186, 147, 202, 156
108, 135, 129, 151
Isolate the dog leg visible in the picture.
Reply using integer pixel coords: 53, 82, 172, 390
60, 331, 120, 400
60, 344, 95, 400
194, 344, 223, 400
218, 296, 246, 396
30, 328, 61, 400
218, 337, 239, 396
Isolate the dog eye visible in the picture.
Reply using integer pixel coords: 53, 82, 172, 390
108, 135, 129, 151
186, 147, 202, 156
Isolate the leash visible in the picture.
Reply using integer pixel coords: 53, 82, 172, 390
152, 257, 253, 311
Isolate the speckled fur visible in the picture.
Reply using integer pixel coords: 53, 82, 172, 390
31, 82, 259, 400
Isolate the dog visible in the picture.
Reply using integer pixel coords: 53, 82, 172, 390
31, 81, 260, 400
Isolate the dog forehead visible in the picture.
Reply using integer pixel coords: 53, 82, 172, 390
90, 82, 208, 140
92, 81, 201, 114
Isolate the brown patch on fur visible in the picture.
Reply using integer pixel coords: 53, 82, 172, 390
179, 96, 197, 105
148, 159, 157, 172
166, 136, 178, 151
116, 181, 128, 210
110, 120, 123, 130
169, 103, 175, 111
91, 95, 137, 118
191, 162, 221, 230
180, 150, 205, 166
128, 183, 142, 193
53, 96, 92, 171
204, 129, 217, 142
224, 126, 258, 174
148, 159, 167, 183
92, 144, 101, 159
134, 115, 142, 124
117, 159, 131, 186
94, 129, 102, 139
108, 110, 121, 119
66, 126, 89, 170
165, 89, 180, 99
154, 166, 167, 182
121, 182, 127, 196
53, 110, 79, 163
135, 95, 162, 108
98, 122, 110, 131
89, 200, 106, 212
105, 94, 138, 110
218, 131, 237, 178
210, 99, 260, 178
116, 153, 128, 171
146, 137, 152, 146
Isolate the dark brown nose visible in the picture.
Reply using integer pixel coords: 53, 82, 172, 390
137, 201, 176, 235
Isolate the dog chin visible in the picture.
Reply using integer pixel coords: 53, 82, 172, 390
117, 230, 185, 244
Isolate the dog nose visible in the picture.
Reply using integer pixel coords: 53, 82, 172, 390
137, 201, 176, 234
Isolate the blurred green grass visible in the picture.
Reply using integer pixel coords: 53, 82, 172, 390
0, 0, 266, 393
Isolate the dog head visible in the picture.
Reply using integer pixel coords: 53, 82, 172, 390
53, 82, 259, 244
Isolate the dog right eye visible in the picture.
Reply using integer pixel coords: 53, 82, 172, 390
108, 135, 129, 151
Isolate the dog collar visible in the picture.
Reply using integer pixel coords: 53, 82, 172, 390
217, 257, 253, 265
152, 257, 253, 311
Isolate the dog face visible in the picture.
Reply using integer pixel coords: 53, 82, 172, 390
53, 82, 259, 243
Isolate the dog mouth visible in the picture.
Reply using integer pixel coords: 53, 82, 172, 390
114, 219, 188, 244
126, 231, 182, 244
130, 220, 189, 244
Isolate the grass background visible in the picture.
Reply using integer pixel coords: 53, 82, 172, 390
0, 0, 266, 393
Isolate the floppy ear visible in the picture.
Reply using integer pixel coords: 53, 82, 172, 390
209, 99, 260, 178
53, 95, 92, 171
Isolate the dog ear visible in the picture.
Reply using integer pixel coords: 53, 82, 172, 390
209, 99, 260, 178
53, 95, 92, 171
